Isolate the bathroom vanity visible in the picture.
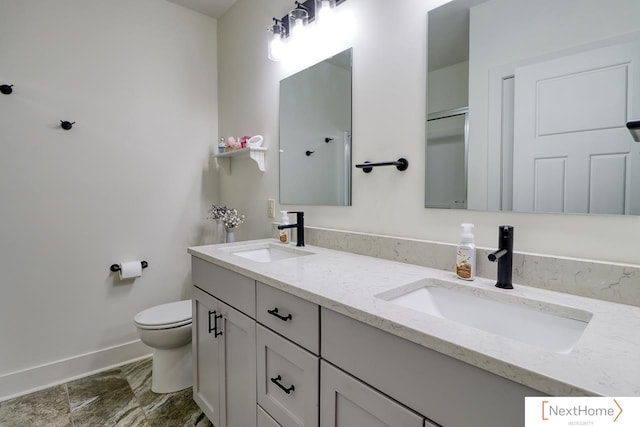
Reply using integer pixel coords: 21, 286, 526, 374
189, 239, 640, 427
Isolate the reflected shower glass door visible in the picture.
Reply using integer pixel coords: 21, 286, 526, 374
425, 108, 468, 209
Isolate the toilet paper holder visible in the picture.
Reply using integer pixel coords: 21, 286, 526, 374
110, 261, 148, 272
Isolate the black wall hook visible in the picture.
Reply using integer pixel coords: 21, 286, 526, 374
0, 84, 13, 95
324, 137, 334, 143
60, 120, 75, 130
305, 150, 315, 156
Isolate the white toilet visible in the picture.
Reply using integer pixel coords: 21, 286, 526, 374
134, 300, 193, 393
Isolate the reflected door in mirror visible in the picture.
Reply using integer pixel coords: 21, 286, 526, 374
511, 42, 640, 214
426, 0, 640, 215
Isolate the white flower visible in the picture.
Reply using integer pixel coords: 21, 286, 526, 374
207, 204, 228, 221
223, 208, 245, 229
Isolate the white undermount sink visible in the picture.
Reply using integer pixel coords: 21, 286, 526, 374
222, 243, 313, 263
377, 279, 592, 353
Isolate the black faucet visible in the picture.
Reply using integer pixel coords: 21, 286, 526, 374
488, 225, 514, 289
277, 211, 304, 247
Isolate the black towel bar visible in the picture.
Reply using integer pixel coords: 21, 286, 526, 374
355, 158, 409, 173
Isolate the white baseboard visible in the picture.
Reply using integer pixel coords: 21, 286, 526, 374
0, 340, 152, 402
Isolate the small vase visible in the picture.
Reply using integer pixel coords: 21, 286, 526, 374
215, 219, 225, 243
225, 227, 236, 243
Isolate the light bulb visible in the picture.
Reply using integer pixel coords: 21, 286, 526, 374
269, 38, 285, 61
292, 18, 304, 38
317, 0, 336, 24
267, 23, 286, 62
288, 8, 309, 41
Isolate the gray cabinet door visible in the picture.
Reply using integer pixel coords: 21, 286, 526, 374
192, 286, 257, 427
258, 405, 283, 427
320, 361, 425, 427
193, 287, 223, 426
218, 298, 257, 427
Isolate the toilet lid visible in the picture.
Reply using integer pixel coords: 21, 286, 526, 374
135, 300, 192, 329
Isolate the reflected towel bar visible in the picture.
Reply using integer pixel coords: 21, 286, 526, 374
627, 120, 640, 142
355, 158, 409, 173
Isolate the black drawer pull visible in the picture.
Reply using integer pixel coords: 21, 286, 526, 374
208, 310, 215, 333
214, 312, 223, 337
267, 307, 293, 322
208, 310, 223, 338
270, 375, 295, 394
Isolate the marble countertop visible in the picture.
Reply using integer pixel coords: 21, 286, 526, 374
188, 239, 640, 397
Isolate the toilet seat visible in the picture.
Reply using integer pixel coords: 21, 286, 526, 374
134, 300, 192, 330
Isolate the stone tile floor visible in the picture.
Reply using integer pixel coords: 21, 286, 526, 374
0, 358, 213, 427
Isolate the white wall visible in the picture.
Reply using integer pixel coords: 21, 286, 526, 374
0, 0, 218, 396
216, 0, 640, 266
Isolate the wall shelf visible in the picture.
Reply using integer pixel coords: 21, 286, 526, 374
213, 147, 267, 173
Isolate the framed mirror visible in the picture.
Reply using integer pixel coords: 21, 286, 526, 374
279, 48, 353, 206
426, 0, 640, 215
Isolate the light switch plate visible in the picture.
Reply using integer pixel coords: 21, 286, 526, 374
267, 198, 275, 218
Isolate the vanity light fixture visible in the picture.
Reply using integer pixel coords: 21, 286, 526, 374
268, 19, 287, 62
288, 5, 309, 41
267, 0, 347, 62
315, 0, 337, 29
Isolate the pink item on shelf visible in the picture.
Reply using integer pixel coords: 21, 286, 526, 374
239, 136, 251, 149
227, 136, 241, 150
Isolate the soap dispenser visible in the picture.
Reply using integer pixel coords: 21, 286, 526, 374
279, 211, 290, 244
456, 223, 476, 280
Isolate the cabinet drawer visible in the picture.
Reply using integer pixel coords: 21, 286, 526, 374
257, 325, 319, 427
257, 282, 320, 354
258, 405, 282, 427
192, 256, 255, 317
320, 361, 425, 427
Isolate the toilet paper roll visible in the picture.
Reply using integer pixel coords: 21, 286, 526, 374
119, 261, 142, 280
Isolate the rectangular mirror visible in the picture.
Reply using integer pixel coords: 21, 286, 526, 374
426, 0, 640, 215
279, 48, 353, 206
